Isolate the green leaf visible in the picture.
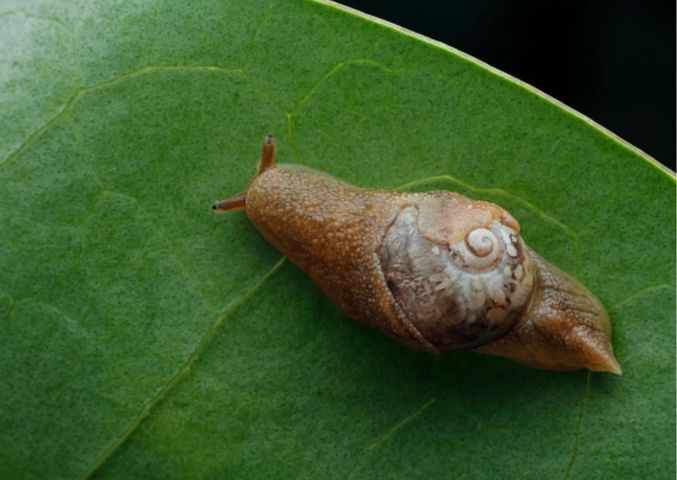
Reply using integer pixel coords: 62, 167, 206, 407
1, 1, 674, 478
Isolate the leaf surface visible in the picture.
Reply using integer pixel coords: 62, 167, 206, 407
0, 1, 674, 478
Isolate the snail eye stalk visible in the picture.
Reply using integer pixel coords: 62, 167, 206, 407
211, 136, 620, 374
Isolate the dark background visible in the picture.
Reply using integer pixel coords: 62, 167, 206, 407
340, 0, 676, 171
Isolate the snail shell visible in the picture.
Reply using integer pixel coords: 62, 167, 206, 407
213, 136, 621, 374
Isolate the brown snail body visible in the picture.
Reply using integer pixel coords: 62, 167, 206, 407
213, 136, 621, 374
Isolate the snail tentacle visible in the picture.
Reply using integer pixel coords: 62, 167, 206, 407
212, 136, 621, 374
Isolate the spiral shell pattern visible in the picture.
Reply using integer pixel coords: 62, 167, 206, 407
379, 206, 535, 350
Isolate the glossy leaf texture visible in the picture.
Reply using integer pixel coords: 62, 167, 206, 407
0, 1, 674, 478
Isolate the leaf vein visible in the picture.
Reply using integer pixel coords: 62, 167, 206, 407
0, 65, 245, 170
98, 189, 214, 312
609, 283, 675, 311
346, 397, 435, 479
394, 174, 577, 239
78, 256, 286, 480
0, 10, 72, 35
12, 297, 83, 331
563, 371, 592, 479
291, 58, 394, 114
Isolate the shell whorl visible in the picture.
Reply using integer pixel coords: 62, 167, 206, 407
223, 145, 619, 373
465, 228, 496, 257
450, 225, 505, 271
379, 206, 535, 350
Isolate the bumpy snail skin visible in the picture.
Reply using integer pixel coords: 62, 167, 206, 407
213, 136, 621, 374
474, 250, 621, 373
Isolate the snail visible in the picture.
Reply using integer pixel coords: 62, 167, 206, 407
212, 135, 621, 374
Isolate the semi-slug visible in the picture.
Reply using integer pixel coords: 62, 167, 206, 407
213, 135, 621, 374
